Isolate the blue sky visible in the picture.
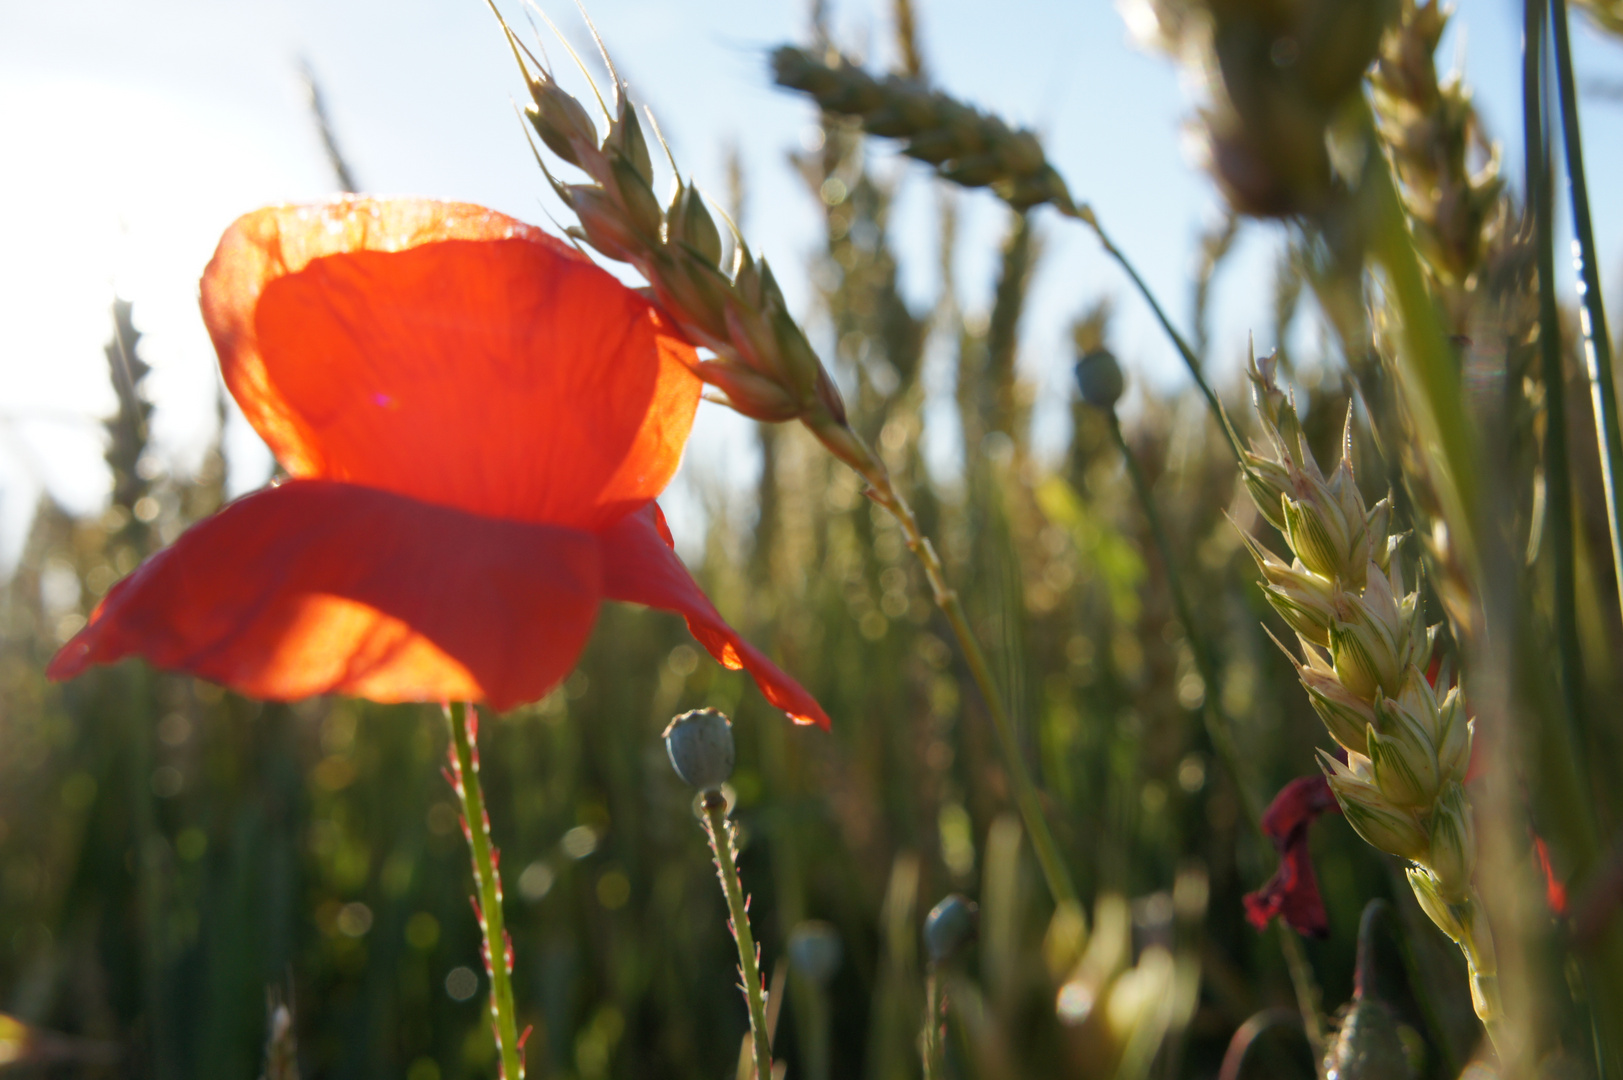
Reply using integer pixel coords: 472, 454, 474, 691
2, 0, 1620, 565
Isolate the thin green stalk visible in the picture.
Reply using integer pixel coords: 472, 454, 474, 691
1064, 204, 1248, 469
865, 481, 1079, 907
1527, 0, 1589, 814
702, 791, 774, 1080
1104, 412, 1326, 1055
921, 968, 944, 1080
445, 703, 524, 1080
1550, 0, 1623, 612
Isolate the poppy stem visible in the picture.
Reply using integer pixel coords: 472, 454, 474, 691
920, 967, 944, 1080
864, 477, 1078, 908
700, 790, 774, 1080
445, 702, 524, 1080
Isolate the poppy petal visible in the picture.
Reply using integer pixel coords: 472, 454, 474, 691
201, 198, 701, 530
1243, 774, 1341, 939
597, 504, 831, 729
48, 480, 602, 712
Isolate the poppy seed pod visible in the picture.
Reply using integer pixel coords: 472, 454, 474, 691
924, 894, 979, 964
663, 708, 736, 791
787, 921, 844, 986
1075, 348, 1125, 411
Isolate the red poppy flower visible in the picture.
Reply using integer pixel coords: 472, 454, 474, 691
1243, 773, 1342, 938
48, 198, 828, 728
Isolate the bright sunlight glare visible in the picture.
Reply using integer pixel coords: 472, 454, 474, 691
0, 77, 307, 569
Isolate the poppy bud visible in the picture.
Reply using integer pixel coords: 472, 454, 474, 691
1321, 994, 1415, 1080
1075, 348, 1124, 411
924, 894, 978, 964
663, 708, 735, 792
787, 921, 844, 986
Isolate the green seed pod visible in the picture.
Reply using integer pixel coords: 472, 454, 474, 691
787, 921, 844, 986
1075, 348, 1125, 411
1322, 996, 1416, 1080
663, 708, 735, 792
924, 894, 978, 964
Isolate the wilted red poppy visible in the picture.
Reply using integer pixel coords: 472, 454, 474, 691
1243, 773, 1341, 938
48, 198, 828, 728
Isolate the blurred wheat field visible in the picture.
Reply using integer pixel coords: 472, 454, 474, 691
4, 1, 1623, 1078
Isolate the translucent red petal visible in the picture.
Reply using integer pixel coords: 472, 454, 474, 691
598, 504, 832, 729
48, 481, 602, 712
201, 198, 701, 530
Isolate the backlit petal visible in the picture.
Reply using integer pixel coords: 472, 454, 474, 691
48, 480, 602, 712
598, 504, 831, 729
202, 198, 700, 529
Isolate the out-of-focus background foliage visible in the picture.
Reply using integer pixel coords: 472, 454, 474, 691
3, 1, 1623, 1079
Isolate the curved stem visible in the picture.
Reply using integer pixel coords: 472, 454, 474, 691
702, 791, 774, 1080
446, 703, 524, 1080
865, 477, 1079, 907
1063, 204, 1247, 468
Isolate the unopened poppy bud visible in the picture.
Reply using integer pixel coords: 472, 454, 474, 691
1322, 752, 1429, 861
663, 708, 735, 792
1075, 348, 1124, 411
1321, 994, 1414, 1080
924, 893, 978, 964
787, 920, 844, 986
1425, 782, 1475, 901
